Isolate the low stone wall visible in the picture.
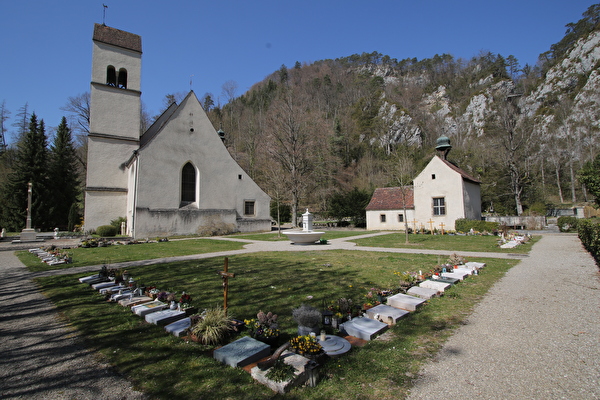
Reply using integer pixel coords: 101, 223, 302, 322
485, 216, 546, 230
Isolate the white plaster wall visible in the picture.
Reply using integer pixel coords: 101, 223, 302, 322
84, 191, 128, 231
132, 92, 271, 237
414, 156, 465, 231
91, 42, 141, 91
86, 136, 136, 189
89, 85, 141, 139
366, 209, 415, 231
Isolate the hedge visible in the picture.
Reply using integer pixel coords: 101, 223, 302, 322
455, 218, 500, 233
96, 225, 118, 237
557, 216, 578, 232
577, 219, 600, 266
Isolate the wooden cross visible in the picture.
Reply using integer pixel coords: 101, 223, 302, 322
218, 257, 235, 312
439, 222, 445, 235
410, 219, 418, 232
427, 219, 435, 234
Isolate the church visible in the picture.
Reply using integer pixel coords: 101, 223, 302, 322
84, 24, 271, 238
365, 137, 481, 232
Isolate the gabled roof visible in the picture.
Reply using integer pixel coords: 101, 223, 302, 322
93, 23, 142, 53
439, 157, 481, 184
366, 186, 414, 211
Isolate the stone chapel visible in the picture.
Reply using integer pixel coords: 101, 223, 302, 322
84, 24, 271, 238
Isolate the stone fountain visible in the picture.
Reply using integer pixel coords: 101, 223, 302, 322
283, 209, 325, 245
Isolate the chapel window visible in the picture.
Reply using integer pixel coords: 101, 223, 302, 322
181, 162, 196, 205
398, 214, 404, 222
118, 68, 128, 89
244, 200, 255, 216
106, 65, 116, 86
380, 214, 386, 223
433, 197, 446, 216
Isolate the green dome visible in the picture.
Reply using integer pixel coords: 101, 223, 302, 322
435, 136, 451, 151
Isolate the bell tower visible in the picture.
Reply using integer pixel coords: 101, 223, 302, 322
84, 23, 142, 231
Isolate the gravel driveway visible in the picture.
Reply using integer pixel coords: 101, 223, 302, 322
408, 233, 600, 399
0, 250, 146, 400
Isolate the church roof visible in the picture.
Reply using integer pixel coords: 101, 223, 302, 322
366, 186, 414, 211
439, 157, 481, 184
93, 23, 142, 53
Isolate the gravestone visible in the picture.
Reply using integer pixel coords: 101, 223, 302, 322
464, 261, 486, 270
339, 316, 388, 340
419, 280, 451, 293
99, 285, 126, 295
118, 296, 152, 307
145, 309, 186, 326
213, 336, 271, 368
430, 276, 459, 285
441, 270, 470, 281
407, 286, 439, 299
91, 281, 118, 290
316, 335, 351, 357
386, 293, 427, 311
79, 274, 102, 283
251, 351, 310, 394
365, 304, 409, 325
131, 301, 167, 317
164, 317, 191, 337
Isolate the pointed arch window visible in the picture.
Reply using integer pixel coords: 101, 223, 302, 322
118, 68, 128, 89
106, 65, 116, 86
181, 162, 196, 205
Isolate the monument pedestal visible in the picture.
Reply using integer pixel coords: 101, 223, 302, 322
13, 229, 42, 243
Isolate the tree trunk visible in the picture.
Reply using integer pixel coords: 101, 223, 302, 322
556, 165, 564, 204
569, 161, 577, 203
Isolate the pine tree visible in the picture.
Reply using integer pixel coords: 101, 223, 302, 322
48, 117, 80, 229
1, 113, 50, 230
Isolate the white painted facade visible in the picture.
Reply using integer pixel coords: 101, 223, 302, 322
84, 24, 271, 237
366, 155, 481, 231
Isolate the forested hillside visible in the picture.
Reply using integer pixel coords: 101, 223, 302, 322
204, 4, 600, 223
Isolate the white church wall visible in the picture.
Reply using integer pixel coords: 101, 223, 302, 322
366, 209, 415, 231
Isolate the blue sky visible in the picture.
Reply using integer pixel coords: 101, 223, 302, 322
0, 0, 596, 143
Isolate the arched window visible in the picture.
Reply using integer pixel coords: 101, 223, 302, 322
106, 65, 116, 86
118, 68, 128, 89
181, 162, 196, 205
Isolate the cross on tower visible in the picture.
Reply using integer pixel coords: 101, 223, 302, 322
218, 257, 235, 312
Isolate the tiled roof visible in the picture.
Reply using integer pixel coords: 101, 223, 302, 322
440, 157, 481, 184
365, 186, 414, 211
93, 23, 142, 53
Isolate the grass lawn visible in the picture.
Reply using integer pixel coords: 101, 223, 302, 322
18, 239, 245, 272
230, 230, 371, 241
36, 249, 519, 400
352, 233, 540, 254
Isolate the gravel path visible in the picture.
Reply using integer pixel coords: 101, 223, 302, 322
0, 250, 146, 400
407, 233, 600, 400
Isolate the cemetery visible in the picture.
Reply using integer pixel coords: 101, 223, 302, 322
28, 245, 504, 398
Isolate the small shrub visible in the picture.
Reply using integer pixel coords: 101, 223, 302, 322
265, 358, 296, 382
292, 304, 322, 327
96, 225, 118, 237
557, 216, 578, 232
455, 219, 499, 233
189, 307, 233, 345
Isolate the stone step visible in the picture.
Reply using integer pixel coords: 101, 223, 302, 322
386, 293, 427, 311
364, 304, 409, 325
145, 309, 186, 326
419, 280, 451, 293
339, 316, 388, 340
407, 286, 439, 299
165, 317, 191, 337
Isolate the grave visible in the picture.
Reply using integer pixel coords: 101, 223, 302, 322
407, 286, 439, 299
429, 276, 459, 285
164, 317, 191, 337
441, 270, 470, 281
145, 309, 186, 326
339, 316, 388, 340
79, 275, 108, 285
131, 301, 167, 317
119, 296, 152, 308
213, 336, 271, 368
464, 261, 486, 270
316, 335, 351, 357
251, 351, 311, 394
386, 293, 427, 311
79, 274, 102, 283
110, 290, 133, 302
453, 267, 475, 275
91, 281, 118, 290
419, 280, 451, 293
364, 304, 409, 325
99, 285, 126, 295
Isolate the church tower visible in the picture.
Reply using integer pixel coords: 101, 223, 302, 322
84, 24, 142, 231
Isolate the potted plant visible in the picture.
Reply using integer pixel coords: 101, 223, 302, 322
178, 292, 196, 315
289, 335, 324, 361
188, 306, 233, 346
292, 304, 322, 336
245, 310, 279, 345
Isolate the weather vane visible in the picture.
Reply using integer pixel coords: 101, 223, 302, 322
190, 74, 194, 90
103, 4, 108, 26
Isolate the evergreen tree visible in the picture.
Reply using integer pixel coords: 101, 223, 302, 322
1, 113, 50, 230
48, 117, 80, 229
